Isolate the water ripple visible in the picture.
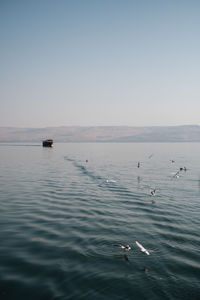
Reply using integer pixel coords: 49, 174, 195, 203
1, 144, 200, 299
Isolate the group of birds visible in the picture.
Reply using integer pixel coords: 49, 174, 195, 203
173, 166, 187, 178
137, 155, 188, 197
86, 154, 188, 263
113, 241, 150, 255
119, 156, 188, 256
113, 157, 153, 258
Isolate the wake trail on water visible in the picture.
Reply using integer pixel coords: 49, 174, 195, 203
64, 156, 145, 204
63, 155, 183, 253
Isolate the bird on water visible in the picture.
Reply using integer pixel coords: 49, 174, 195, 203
113, 244, 131, 251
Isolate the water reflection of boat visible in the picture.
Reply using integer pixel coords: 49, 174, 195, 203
42, 139, 53, 147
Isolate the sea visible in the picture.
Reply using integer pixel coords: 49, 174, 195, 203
0, 142, 199, 300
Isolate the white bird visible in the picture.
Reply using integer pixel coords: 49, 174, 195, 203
113, 244, 131, 251
106, 179, 116, 183
136, 241, 150, 255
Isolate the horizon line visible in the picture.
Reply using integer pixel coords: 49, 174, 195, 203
0, 124, 199, 129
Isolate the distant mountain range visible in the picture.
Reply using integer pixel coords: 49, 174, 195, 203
0, 125, 200, 143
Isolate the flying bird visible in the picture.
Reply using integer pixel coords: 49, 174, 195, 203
150, 189, 156, 196
106, 179, 117, 183
136, 241, 150, 255
173, 171, 180, 178
113, 244, 131, 251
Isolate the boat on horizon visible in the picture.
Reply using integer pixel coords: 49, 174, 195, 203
42, 139, 53, 147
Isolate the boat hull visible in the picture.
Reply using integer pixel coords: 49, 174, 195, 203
42, 139, 53, 147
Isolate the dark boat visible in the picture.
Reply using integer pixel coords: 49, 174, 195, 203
42, 139, 54, 147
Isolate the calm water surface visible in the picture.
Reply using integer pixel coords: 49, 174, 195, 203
0, 143, 200, 299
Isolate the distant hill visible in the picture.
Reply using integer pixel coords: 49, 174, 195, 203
0, 125, 200, 143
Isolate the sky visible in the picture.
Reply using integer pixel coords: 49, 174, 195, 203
1, 0, 200, 128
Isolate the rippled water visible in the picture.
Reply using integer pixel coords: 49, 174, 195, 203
0, 143, 200, 300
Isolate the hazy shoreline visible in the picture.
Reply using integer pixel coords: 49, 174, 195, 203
0, 125, 200, 143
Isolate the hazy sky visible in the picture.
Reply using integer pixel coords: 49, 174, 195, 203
1, 0, 200, 127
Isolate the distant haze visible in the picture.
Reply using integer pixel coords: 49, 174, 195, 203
1, 1, 200, 127
0, 125, 200, 143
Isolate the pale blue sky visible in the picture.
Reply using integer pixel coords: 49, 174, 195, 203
1, 0, 200, 127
